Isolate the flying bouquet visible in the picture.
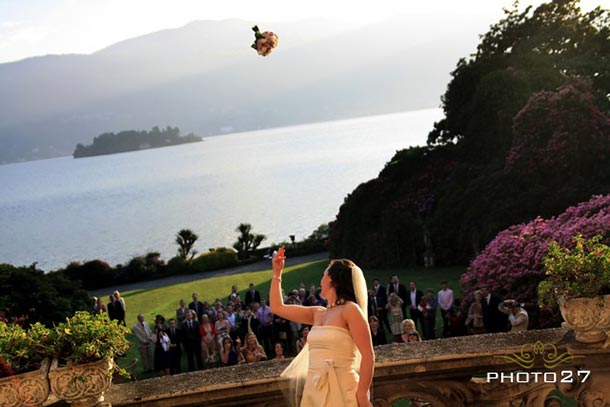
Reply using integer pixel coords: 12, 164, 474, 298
251, 25, 279, 57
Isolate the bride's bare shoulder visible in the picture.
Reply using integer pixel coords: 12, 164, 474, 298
343, 301, 365, 315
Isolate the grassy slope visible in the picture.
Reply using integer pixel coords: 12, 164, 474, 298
121, 260, 466, 325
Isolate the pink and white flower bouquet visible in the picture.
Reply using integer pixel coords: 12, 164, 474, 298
251, 25, 279, 57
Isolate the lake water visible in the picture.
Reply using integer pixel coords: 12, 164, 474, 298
0, 109, 442, 270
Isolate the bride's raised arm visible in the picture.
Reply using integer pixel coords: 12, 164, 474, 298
269, 246, 320, 325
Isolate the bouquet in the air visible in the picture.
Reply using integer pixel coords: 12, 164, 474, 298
251, 25, 279, 57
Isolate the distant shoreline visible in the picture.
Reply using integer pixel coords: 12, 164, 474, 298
1, 109, 441, 166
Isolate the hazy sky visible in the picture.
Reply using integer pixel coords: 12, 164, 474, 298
0, 0, 608, 63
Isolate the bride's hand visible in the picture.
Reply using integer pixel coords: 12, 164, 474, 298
272, 246, 286, 277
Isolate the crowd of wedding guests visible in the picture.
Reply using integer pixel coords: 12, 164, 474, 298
128, 283, 317, 375
368, 276, 529, 348
96, 276, 528, 376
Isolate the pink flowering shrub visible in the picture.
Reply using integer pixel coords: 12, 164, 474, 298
461, 194, 610, 309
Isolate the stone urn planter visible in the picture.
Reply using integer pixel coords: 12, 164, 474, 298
559, 294, 610, 344
48, 358, 113, 407
0, 359, 50, 407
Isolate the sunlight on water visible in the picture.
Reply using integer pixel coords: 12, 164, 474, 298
0, 109, 442, 270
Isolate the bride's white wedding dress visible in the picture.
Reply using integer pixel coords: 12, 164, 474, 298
300, 325, 359, 407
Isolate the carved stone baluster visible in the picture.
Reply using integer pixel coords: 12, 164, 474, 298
373, 379, 475, 407
557, 368, 610, 407
521, 385, 556, 407
470, 376, 556, 407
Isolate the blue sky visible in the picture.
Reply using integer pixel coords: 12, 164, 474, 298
1, 0, 608, 63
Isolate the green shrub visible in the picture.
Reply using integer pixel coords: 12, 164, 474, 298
167, 256, 191, 275
538, 235, 610, 307
0, 312, 130, 378
0, 321, 50, 377
191, 248, 239, 273
115, 253, 165, 283
48, 311, 130, 375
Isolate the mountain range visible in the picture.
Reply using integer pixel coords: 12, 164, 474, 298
0, 16, 485, 164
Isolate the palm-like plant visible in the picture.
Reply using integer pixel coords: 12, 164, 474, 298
233, 223, 266, 260
175, 229, 199, 260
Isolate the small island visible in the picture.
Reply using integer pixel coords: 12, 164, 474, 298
73, 126, 202, 158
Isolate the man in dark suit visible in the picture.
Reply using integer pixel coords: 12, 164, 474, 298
107, 295, 117, 322
481, 286, 508, 333
367, 289, 378, 320
372, 278, 390, 333
188, 293, 204, 322
245, 283, 261, 307
407, 281, 424, 331
113, 291, 127, 326
182, 310, 203, 371
167, 318, 182, 375
387, 275, 408, 317
175, 299, 188, 327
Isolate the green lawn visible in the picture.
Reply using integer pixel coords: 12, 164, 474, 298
121, 260, 467, 330
116, 260, 466, 379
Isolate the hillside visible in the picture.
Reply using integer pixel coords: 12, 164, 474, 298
0, 17, 481, 164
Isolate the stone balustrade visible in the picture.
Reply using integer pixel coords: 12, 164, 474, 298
103, 328, 610, 407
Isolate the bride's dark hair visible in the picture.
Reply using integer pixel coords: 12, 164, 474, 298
327, 259, 358, 306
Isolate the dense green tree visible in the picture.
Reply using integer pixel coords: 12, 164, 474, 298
0, 263, 90, 326
429, 0, 609, 159
307, 223, 330, 241
506, 80, 610, 180
63, 259, 115, 290
328, 0, 610, 267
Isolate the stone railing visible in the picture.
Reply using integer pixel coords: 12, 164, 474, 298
104, 328, 610, 407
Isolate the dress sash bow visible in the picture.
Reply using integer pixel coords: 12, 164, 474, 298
311, 359, 346, 406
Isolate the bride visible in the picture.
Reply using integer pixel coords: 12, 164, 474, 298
270, 247, 375, 407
